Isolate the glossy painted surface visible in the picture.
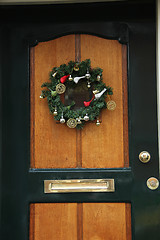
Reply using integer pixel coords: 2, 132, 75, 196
0, 1, 159, 240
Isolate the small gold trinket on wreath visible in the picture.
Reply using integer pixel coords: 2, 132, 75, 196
56, 83, 66, 94
107, 100, 116, 111
40, 59, 115, 129
67, 118, 77, 128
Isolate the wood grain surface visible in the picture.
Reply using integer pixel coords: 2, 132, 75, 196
30, 203, 131, 240
30, 35, 77, 168
75, 34, 83, 168
30, 203, 77, 240
30, 35, 128, 169
81, 35, 125, 168
83, 203, 131, 240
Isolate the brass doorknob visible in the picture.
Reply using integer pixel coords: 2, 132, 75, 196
139, 151, 151, 163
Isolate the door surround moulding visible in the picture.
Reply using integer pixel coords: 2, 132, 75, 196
0, 0, 126, 5
156, 0, 160, 175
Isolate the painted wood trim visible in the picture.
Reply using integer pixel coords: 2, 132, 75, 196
156, 0, 160, 175
0, 0, 126, 5
25, 23, 129, 46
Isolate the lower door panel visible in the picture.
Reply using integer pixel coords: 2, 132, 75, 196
30, 203, 131, 240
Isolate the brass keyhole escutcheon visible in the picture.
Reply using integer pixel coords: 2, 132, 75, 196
147, 177, 159, 190
139, 151, 151, 163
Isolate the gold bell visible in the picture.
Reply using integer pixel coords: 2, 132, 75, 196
84, 114, 89, 121
74, 64, 79, 71
60, 112, 65, 123
97, 75, 101, 81
87, 81, 91, 88
96, 119, 101, 126
68, 75, 73, 81
60, 117, 65, 124
54, 110, 57, 116
53, 107, 58, 116
85, 70, 91, 79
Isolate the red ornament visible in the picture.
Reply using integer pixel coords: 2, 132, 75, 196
84, 96, 95, 107
60, 74, 69, 83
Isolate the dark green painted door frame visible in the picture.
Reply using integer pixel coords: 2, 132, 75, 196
0, 1, 160, 240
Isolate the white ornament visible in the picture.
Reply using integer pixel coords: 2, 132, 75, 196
52, 72, 57, 77
87, 81, 91, 88
60, 117, 65, 124
85, 70, 91, 79
94, 88, 107, 100
84, 114, 89, 121
68, 75, 73, 81
97, 75, 101, 81
39, 95, 43, 99
54, 110, 57, 116
93, 90, 99, 95
60, 112, 65, 123
76, 117, 82, 124
54, 106, 58, 116
73, 76, 85, 84
96, 119, 101, 126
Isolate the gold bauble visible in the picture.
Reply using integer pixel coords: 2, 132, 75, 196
56, 83, 66, 94
107, 100, 116, 111
67, 118, 77, 128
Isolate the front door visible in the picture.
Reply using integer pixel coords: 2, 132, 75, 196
0, 1, 159, 240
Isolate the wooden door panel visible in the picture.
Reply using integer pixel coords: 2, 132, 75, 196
30, 35, 77, 169
81, 35, 128, 168
83, 203, 131, 240
30, 35, 128, 169
30, 203, 131, 240
30, 203, 77, 240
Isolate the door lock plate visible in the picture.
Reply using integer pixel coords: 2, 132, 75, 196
44, 179, 115, 193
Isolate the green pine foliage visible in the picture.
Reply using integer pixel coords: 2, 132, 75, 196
40, 59, 113, 129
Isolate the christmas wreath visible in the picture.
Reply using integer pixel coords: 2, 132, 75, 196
40, 59, 116, 129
